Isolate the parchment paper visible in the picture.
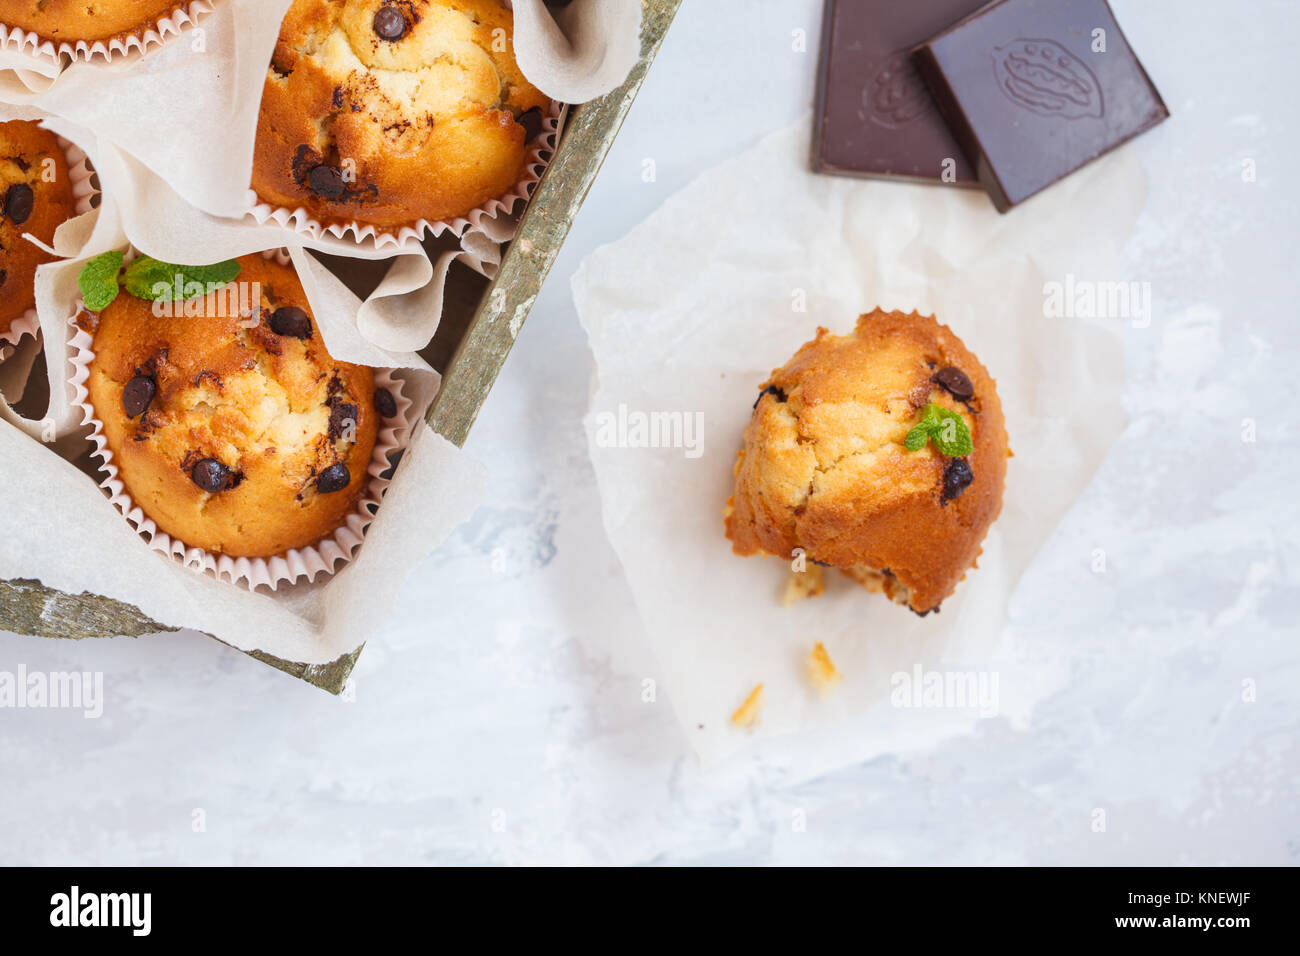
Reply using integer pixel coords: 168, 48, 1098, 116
574, 117, 1147, 769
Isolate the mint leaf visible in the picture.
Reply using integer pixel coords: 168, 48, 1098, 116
78, 251, 124, 312
122, 256, 241, 302
905, 403, 973, 457
931, 407, 973, 456
904, 425, 930, 451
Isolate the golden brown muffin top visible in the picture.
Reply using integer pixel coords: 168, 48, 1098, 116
252, 0, 549, 228
83, 254, 381, 558
725, 309, 1010, 614
0, 119, 76, 332
0, 1, 185, 44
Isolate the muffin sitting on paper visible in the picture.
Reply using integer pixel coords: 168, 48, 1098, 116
724, 309, 1010, 615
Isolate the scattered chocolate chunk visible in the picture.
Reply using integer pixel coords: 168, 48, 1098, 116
121, 375, 156, 419
941, 457, 973, 503
753, 383, 787, 409
317, 463, 350, 494
307, 164, 346, 199
932, 365, 974, 401
4, 183, 34, 225
192, 458, 233, 493
373, 5, 408, 41
268, 306, 312, 339
374, 386, 397, 419
516, 106, 544, 143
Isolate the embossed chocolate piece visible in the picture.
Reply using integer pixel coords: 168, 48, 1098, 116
813, 0, 987, 185
913, 0, 1169, 212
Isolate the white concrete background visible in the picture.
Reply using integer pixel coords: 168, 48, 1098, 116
2, 0, 1297, 865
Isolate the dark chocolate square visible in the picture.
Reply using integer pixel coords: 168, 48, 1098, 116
913, 0, 1169, 212
813, 0, 990, 186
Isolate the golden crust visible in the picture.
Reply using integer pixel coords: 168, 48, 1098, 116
251, 0, 549, 229
0, 0, 185, 44
84, 255, 379, 558
724, 309, 1010, 614
0, 119, 76, 332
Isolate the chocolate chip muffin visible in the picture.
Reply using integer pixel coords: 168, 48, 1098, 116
0, 0, 185, 45
252, 0, 550, 230
1, 119, 77, 339
83, 254, 380, 559
724, 309, 1010, 615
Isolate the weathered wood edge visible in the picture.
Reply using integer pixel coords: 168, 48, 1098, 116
0, 0, 683, 694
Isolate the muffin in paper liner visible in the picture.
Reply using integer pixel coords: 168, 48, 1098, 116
0, 2, 215, 66
1, 133, 99, 349
65, 249, 417, 591
248, 99, 565, 251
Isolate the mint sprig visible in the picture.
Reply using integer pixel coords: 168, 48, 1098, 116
905, 403, 973, 457
77, 251, 124, 311
76, 252, 242, 311
122, 256, 241, 302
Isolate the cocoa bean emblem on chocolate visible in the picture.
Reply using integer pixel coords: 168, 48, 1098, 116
991, 39, 1103, 120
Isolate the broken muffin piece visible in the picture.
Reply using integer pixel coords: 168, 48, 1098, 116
724, 309, 1009, 615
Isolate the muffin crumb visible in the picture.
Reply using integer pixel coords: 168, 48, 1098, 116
782, 564, 825, 605
808, 643, 843, 698
730, 683, 765, 729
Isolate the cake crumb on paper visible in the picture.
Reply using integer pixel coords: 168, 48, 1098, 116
782, 564, 825, 605
808, 642, 843, 698
730, 683, 765, 729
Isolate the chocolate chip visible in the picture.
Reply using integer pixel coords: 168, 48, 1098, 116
373, 5, 408, 41
328, 402, 358, 440
4, 183, 34, 225
192, 458, 232, 493
0, 269, 6, 287
517, 106, 544, 142
317, 463, 350, 494
374, 386, 397, 419
752, 383, 787, 409
932, 365, 974, 401
121, 375, 156, 418
268, 306, 311, 339
291, 144, 321, 185
941, 457, 973, 503
307, 164, 346, 199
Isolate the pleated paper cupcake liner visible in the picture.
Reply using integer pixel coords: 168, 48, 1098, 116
1, 133, 100, 349
0, 2, 215, 67
65, 248, 416, 591
248, 99, 565, 251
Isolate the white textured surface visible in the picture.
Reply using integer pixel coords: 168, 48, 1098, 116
1, 0, 1297, 865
